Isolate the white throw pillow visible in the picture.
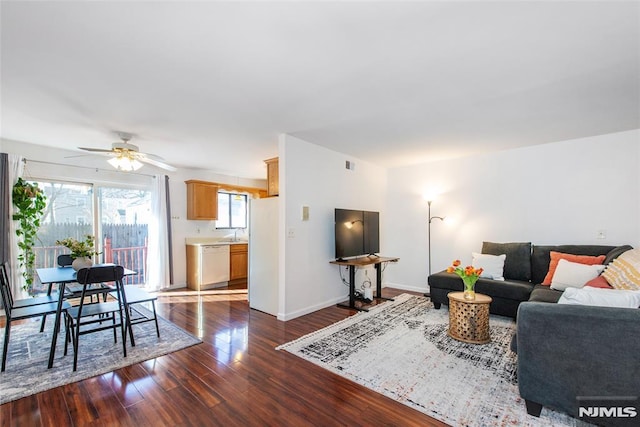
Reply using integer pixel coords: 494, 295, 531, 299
550, 259, 606, 291
558, 287, 640, 308
471, 252, 506, 281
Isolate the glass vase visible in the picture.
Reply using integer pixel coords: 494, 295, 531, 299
463, 277, 476, 300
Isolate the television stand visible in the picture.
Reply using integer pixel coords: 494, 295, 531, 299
329, 256, 399, 311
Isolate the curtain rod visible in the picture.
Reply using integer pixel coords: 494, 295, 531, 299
23, 158, 157, 178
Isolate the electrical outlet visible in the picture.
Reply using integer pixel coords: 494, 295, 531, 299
287, 227, 295, 239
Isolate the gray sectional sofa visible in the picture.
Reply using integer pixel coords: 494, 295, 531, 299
428, 242, 639, 426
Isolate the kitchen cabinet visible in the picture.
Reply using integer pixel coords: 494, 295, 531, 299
185, 180, 219, 220
264, 157, 279, 197
230, 243, 248, 281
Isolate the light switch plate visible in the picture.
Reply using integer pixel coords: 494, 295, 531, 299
302, 206, 309, 221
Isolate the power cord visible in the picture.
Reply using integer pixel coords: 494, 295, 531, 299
339, 265, 350, 287
360, 269, 373, 302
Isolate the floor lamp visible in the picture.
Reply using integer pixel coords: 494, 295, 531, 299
426, 200, 445, 297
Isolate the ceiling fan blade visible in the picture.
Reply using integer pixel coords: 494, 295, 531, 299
137, 156, 177, 172
136, 151, 165, 161
78, 147, 114, 153
64, 153, 93, 159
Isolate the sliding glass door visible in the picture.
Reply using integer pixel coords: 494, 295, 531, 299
33, 181, 94, 282
98, 186, 151, 284
31, 180, 150, 287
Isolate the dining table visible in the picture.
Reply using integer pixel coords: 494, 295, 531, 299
36, 265, 136, 369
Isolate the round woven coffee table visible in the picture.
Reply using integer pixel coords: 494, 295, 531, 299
447, 292, 492, 344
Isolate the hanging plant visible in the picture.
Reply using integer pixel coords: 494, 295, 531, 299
12, 177, 47, 291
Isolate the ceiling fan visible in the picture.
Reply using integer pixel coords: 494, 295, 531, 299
78, 133, 177, 172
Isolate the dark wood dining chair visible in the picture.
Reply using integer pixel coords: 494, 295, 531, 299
63, 265, 130, 371
0, 262, 71, 372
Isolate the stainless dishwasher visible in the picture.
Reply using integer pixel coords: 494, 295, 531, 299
186, 244, 230, 290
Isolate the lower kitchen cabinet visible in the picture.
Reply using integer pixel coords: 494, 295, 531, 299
230, 243, 248, 282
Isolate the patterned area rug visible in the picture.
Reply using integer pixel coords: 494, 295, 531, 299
277, 294, 592, 427
0, 306, 201, 404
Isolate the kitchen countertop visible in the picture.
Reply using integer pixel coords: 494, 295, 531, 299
185, 238, 248, 246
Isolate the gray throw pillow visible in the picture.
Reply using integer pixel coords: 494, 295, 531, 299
482, 241, 532, 281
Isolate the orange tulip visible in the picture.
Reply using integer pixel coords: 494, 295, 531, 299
446, 266, 454, 273
452, 260, 461, 267
477, 268, 484, 275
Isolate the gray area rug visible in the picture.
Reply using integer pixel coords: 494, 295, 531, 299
0, 306, 201, 404
277, 293, 592, 427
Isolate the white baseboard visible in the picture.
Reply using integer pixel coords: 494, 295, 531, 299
383, 282, 429, 294
277, 283, 432, 321
277, 294, 349, 321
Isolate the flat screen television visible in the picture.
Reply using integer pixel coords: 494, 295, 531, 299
334, 208, 380, 260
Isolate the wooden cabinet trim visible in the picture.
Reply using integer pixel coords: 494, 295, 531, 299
264, 157, 279, 197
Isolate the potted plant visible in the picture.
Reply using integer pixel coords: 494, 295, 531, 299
55, 235, 101, 270
12, 177, 47, 291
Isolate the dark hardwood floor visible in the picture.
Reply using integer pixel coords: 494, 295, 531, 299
1, 288, 448, 427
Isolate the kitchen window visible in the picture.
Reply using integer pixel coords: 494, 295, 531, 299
216, 192, 247, 229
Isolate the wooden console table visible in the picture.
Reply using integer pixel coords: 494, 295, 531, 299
330, 256, 399, 311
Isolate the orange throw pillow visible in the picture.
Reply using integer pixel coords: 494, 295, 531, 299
584, 275, 612, 288
542, 252, 606, 285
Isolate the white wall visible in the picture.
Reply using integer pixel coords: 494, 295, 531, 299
1, 138, 267, 288
5, 129, 639, 311
279, 134, 388, 319
384, 130, 640, 292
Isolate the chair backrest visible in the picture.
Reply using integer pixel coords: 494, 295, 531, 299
76, 265, 125, 285
75, 265, 127, 316
0, 262, 13, 315
57, 254, 73, 267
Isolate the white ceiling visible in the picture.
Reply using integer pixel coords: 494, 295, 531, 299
1, 1, 639, 179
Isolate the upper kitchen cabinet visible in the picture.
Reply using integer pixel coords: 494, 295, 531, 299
185, 180, 219, 220
264, 157, 279, 197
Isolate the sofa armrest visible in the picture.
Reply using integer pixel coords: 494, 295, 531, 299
516, 302, 640, 421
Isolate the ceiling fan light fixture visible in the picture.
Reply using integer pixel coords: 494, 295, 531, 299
108, 154, 143, 171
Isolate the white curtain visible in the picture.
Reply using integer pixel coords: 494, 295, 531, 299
146, 174, 171, 291
8, 155, 28, 299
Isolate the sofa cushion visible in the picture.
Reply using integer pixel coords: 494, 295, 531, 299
528, 285, 562, 303
603, 248, 640, 291
429, 271, 534, 301
482, 241, 532, 281
530, 245, 615, 285
474, 278, 534, 301
549, 260, 605, 291
541, 252, 606, 285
